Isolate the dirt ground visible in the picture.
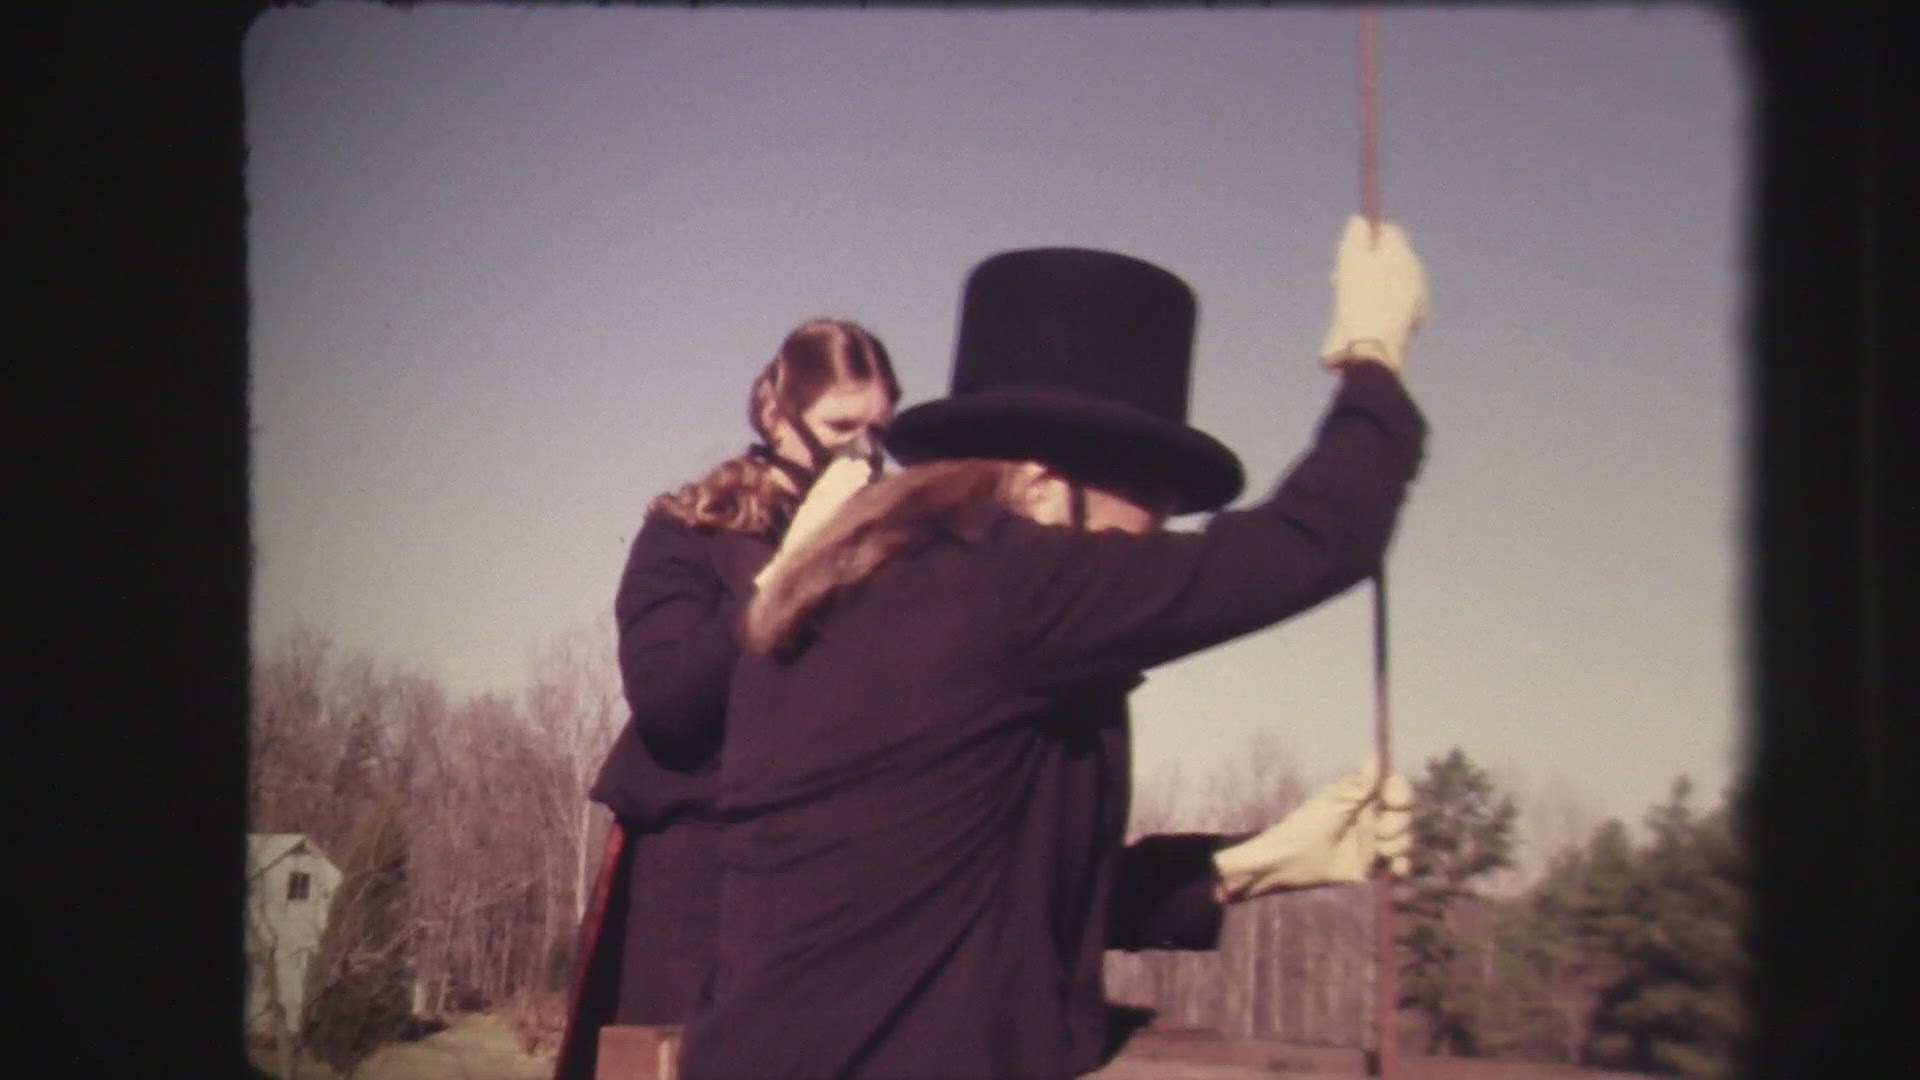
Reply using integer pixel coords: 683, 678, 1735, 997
1091, 1029, 1659, 1080
245, 1014, 551, 1080
247, 1016, 1657, 1080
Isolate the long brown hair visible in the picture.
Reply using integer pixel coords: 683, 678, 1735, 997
648, 318, 899, 537
744, 459, 1029, 655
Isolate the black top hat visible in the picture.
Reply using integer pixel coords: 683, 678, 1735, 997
886, 247, 1244, 513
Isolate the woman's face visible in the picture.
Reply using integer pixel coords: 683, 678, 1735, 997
769, 377, 895, 467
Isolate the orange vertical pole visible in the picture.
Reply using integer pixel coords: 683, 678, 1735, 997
1357, 9, 1399, 1079
1360, 9, 1382, 233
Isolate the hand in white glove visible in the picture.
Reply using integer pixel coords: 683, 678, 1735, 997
1211, 754, 1414, 902
1317, 215, 1428, 373
754, 454, 878, 590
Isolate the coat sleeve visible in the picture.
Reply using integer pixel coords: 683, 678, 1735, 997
1107, 833, 1231, 951
614, 513, 751, 751
996, 364, 1425, 694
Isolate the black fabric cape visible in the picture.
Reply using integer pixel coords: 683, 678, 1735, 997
678, 364, 1426, 1080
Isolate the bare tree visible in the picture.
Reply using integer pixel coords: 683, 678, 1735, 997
250, 630, 429, 855
250, 621, 621, 1064
522, 617, 623, 932
249, 625, 337, 835
405, 691, 535, 1010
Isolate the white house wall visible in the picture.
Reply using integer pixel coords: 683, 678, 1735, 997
245, 835, 342, 1035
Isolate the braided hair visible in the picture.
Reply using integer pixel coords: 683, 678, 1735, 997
648, 318, 899, 538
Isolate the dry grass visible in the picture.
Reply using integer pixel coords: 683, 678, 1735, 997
353, 1013, 550, 1080
496, 990, 570, 1059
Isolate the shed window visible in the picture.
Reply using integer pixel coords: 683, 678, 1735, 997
287, 871, 312, 902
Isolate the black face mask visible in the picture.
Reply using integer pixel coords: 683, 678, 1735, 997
769, 396, 883, 488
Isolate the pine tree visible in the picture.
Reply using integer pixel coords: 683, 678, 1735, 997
1474, 898, 1562, 1058
321, 710, 383, 849
1588, 779, 1748, 1078
1491, 819, 1639, 1064
1396, 748, 1518, 1055
301, 792, 415, 1074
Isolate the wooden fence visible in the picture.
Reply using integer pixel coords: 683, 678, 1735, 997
1106, 884, 1376, 1048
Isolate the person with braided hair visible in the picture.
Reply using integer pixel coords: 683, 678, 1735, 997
553, 317, 899, 1080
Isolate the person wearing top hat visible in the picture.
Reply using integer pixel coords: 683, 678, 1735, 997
552, 318, 900, 1080
676, 216, 1430, 1080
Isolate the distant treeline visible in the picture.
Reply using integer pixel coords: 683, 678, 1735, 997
1111, 748, 1746, 1079
248, 625, 1744, 1078
249, 623, 622, 1072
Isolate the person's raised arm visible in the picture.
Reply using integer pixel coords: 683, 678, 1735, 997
996, 217, 1430, 693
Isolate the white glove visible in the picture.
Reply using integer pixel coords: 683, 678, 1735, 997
1211, 754, 1414, 902
754, 454, 876, 590
1317, 215, 1428, 373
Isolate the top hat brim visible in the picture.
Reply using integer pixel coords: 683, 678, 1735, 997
885, 389, 1244, 515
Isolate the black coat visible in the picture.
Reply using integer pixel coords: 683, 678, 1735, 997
678, 365, 1426, 1079
592, 513, 773, 824
553, 512, 772, 1080
552, 509, 1227, 1080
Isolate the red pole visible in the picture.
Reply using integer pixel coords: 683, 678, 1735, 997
1359, 9, 1382, 233
1372, 573, 1397, 1079
1358, 9, 1399, 1079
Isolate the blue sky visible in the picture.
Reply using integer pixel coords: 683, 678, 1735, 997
244, 3, 1747, 851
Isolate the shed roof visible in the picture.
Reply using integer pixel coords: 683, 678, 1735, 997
247, 832, 337, 877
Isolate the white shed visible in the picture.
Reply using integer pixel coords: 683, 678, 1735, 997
245, 833, 343, 1036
